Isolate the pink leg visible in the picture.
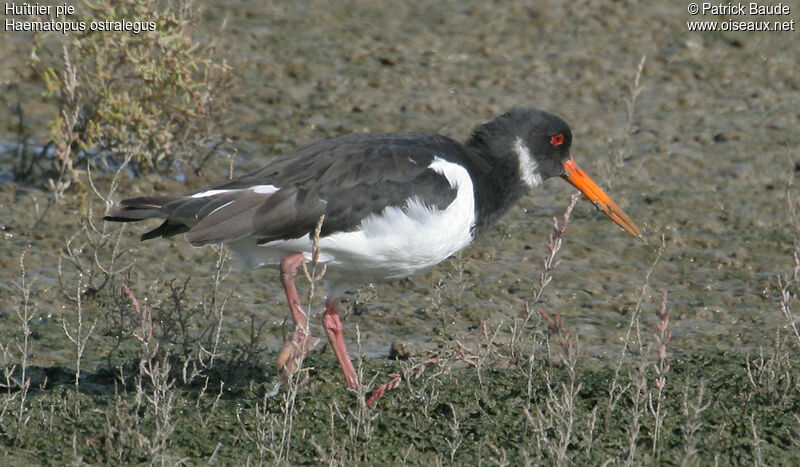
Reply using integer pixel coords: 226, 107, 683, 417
322, 297, 359, 389
276, 253, 314, 381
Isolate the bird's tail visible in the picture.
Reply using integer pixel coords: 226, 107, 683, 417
104, 195, 190, 240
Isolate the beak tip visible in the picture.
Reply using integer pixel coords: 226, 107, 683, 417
624, 223, 643, 240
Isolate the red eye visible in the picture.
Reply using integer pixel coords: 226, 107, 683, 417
550, 134, 565, 146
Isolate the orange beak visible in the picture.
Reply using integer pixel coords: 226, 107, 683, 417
561, 158, 642, 238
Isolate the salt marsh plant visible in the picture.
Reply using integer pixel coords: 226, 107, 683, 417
26, 0, 234, 186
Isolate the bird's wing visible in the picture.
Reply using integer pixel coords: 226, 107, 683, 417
109, 132, 470, 246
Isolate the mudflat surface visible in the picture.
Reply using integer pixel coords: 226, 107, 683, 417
1, 0, 797, 371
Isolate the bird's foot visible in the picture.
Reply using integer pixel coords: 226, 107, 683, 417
366, 373, 402, 406
276, 330, 319, 384
366, 357, 440, 406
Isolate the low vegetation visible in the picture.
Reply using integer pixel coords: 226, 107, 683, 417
18, 0, 234, 191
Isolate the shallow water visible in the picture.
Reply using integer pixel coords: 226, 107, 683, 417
0, 0, 797, 370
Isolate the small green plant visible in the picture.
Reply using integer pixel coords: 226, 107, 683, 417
28, 0, 234, 185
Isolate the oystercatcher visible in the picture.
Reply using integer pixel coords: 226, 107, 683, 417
105, 108, 641, 389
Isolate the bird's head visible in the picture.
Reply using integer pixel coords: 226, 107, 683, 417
472, 108, 641, 238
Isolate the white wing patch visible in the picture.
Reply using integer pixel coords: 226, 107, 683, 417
251, 185, 279, 194
513, 137, 543, 188
191, 189, 235, 198
191, 184, 279, 198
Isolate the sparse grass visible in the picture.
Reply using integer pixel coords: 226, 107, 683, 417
61, 273, 98, 408
648, 290, 671, 460
604, 54, 646, 189
1, 285, 800, 465
3, 250, 36, 442
429, 252, 472, 329
681, 380, 709, 465
509, 193, 580, 366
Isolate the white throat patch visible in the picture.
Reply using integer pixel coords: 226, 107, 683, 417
513, 137, 543, 188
